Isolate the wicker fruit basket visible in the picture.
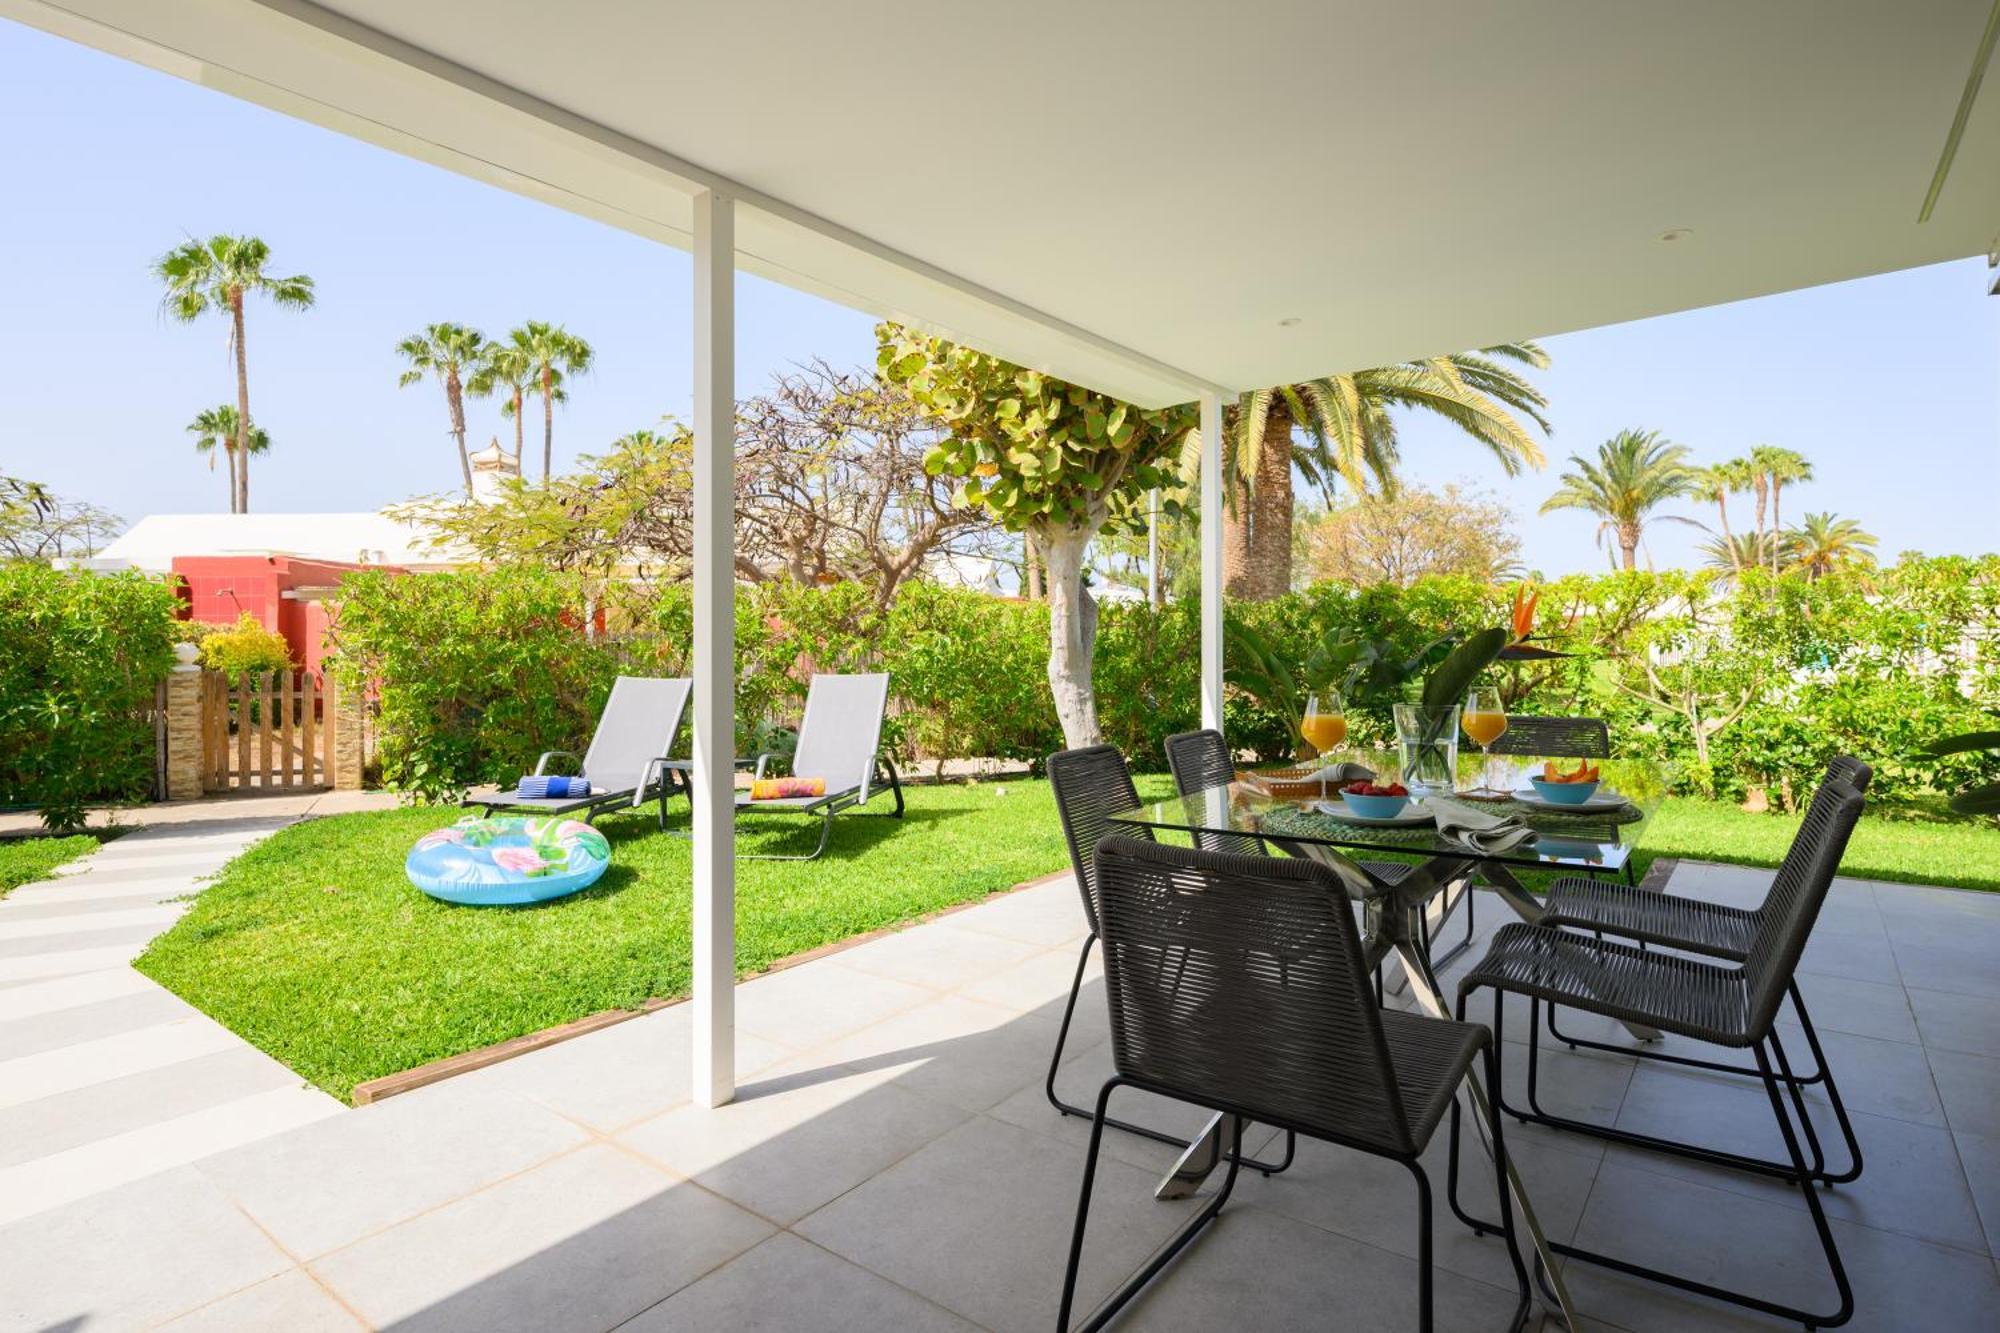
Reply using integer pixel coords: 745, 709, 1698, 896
1233, 764, 1376, 802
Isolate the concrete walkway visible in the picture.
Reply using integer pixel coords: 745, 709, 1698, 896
0, 793, 392, 1228
3, 862, 1995, 1331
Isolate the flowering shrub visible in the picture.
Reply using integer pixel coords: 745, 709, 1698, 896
194, 613, 293, 676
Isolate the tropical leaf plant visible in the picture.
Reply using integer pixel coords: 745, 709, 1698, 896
1225, 617, 1508, 755
1420, 626, 1511, 710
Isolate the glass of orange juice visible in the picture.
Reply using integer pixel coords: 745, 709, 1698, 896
1462, 687, 1508, 793
1301, 691, 1348, 769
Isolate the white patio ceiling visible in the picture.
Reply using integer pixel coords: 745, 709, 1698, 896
9, 0, 1999, 406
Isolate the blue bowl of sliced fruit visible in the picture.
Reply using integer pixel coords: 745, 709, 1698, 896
1339, 780, 1411, 819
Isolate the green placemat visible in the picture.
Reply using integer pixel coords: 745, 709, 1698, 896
1258, 805, 1444, 847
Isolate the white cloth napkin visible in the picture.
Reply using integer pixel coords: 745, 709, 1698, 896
1428, 798, 1538, 854
1293, 762, 1376, 785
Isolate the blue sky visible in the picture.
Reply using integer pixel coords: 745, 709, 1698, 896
1, 18, 1994, 576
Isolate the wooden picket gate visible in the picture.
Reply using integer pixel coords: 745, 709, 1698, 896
199, 669, 332, 792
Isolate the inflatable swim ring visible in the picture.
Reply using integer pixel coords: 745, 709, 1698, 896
405, 816, 611, 906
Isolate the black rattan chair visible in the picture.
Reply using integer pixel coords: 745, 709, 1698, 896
1485, 714, 1611, 760
1162, 728, 1266, 857
1454, 777, 1866, 1329
1045, 744, 1291, 1172
1534, 758, 1873, 1184
1059, 836, 1530, 1333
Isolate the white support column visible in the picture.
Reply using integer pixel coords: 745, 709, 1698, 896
691, 189, 736, 1109
1199, 390, 1225, 731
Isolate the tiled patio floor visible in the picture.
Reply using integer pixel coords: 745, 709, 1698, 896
4, 863, 1997, 1331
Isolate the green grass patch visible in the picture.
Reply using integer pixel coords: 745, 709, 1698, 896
136, 780, 1114, 1101
1641, 798, 2000, 893
0, 832, 115, 897
135, 777, 1998, 1102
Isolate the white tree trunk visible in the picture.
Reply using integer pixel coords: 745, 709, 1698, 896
1040, 524, 1100, 749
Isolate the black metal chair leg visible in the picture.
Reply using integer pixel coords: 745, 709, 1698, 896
1538, 985, 1862, 1185
1045, 935, 1097, 1119
1056, 1079, 1116, 1333
1059, 1081, 1244, 1333
1407, 1160, 1435, 1333
1441, 1006, 1532, 1333
1446, 995, 1485, 1234
1771, 1026, 1831, 1183
1421, 878, 1478, 974
880, 757, 905, 818
1483, 1041, 1535, 1333
1524, 996, 1548, 1121
1499, 995, 1830, 1186
1750, 1040, 1855, 1328
1788, 984, 1864, 1184
1045, 935, 1292, 1175
1493, 1020, 1855, 1326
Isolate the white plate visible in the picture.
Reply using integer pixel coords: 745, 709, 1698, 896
1311, 798, 1435, 826
1512, 787, 1632, 813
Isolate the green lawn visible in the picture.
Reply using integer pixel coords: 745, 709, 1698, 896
135, 777, 1999, 1102
0, 832, 114, 898
137, 780, 1093, 1101
1644, 797, 1998, 892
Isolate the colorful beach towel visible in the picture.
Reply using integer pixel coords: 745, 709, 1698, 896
750, 776, 826, 801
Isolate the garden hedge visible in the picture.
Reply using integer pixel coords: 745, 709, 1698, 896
0, 564, 179, 829
326, 556, 2000, 811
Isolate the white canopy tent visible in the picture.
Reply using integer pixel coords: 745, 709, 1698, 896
10, 0, 1995, 1112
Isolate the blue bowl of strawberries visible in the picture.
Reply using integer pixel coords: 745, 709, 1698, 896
1339, 780, 1411, 820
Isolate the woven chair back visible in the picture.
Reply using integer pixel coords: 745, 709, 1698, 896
1093, 836, 1415, 1154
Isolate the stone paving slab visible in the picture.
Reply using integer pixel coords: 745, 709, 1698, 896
0, 802, 352, 1232
1, 856, 1995, 1331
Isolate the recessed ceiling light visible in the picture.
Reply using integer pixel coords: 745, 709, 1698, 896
1658, 227, 1694, 243
1277, 316, 1302, 327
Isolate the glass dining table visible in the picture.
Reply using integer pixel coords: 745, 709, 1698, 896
1104, 755, 1666, 1330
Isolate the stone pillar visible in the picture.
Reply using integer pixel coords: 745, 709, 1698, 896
163, 666, 204, 801
329, 673, 365, 791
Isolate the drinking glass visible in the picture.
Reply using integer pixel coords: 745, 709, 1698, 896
1462, 687, 1509, 794
1301, 691, 1348, 776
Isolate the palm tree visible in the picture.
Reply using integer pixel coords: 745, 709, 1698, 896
1697, 530, 1774, 575
185, 405, 270, 508
1692, 460, 1755, 575
509, 321, 593, 485
154, 236, 314, 513
1784, 512, 1877, 580
1753, 445, 1814, 574
396, 324, 489, 497
1540, 429, 1701, 570
1193, 345, 1552, 598
469, 342, 536, 465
